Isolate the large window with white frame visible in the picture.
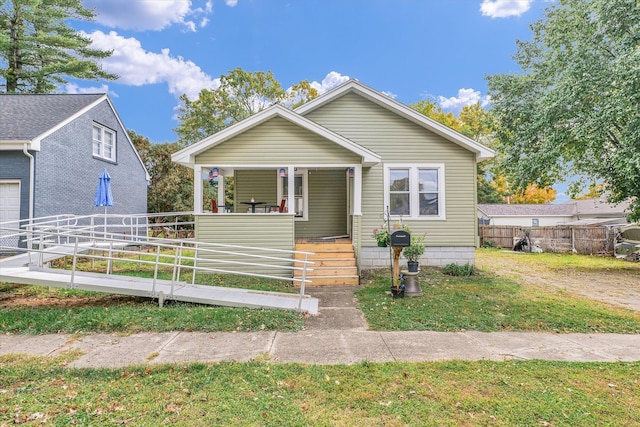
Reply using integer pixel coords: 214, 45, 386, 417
384, 164, 445, 219
92, 123, 115, 161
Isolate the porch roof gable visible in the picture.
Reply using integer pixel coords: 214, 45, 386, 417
296, 80, 495, 161
172, 104, 382, 167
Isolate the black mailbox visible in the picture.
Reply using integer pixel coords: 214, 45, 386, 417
390, 230, 411, 247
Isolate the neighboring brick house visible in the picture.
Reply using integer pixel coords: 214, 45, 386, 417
0, 94, 149, 232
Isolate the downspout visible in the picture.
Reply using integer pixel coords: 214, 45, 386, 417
22, 144, 34, 219
23, 143, 34, 248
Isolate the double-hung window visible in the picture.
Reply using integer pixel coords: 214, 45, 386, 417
93, 123, 115, 161
385, 164, 445, 219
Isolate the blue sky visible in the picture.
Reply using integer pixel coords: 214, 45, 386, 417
69, 0, 567, 200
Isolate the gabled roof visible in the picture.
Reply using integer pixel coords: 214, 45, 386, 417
295, 80, 495, 161
0, 94, 105, 142
565, 198, 631, 217
172, 104, 382, 167
0, 93, 150, 181
477, 204, 576, 217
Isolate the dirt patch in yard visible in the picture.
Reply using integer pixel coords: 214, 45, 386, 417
0, 288, 142, 309
476, 250, 640, 312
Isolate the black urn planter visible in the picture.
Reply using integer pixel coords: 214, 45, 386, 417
407, 261, 419, 272
391, 286, 405, 299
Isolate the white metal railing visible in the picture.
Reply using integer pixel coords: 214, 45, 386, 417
1, 213, 313, 311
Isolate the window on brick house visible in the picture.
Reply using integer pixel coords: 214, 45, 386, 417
93, 124, 116, 161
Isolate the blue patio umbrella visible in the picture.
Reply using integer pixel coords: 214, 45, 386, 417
94, 169, 113, 234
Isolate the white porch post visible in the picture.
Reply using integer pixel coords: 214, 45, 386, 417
217, 174, 225, 211
194, 165, 203, 213
353, 165, 362, 215
287, 166, 295, 213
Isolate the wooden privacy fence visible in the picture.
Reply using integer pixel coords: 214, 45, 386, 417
479, 225, 615, 255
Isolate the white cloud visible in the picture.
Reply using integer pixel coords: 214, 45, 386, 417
64, 83, 115, 97
309, 71, 350, 94
85, 30, 218, 100
86, 0, 212, 31
438, 88, 490, 111
480, 0, 533, 18
225, 0, 238, 6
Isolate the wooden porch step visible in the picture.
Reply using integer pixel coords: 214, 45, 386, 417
295, 242, 354, 251
303, 275, 360, 286
294, 266, 358, 277
294, 240, 359, 286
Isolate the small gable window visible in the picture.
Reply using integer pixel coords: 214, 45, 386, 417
93, 123, 115, 161
384, 164, 445, 220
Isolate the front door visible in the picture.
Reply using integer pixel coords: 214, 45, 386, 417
291, 169, 347, 238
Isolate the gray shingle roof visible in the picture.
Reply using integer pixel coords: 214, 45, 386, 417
0, 94, 105, 141
564, 198, 631, 216
477, 203, 576, 216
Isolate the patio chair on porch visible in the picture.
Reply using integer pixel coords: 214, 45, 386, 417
210, 199, 227, 213
266, 199, 287, 213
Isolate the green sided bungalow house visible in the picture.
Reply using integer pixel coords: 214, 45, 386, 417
172, 80, 494, 286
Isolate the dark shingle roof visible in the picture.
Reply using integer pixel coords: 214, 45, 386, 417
0, 94, 105, 140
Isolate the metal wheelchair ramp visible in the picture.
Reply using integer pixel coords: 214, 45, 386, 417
0, 213, 318, 315
0, 266, 318, 314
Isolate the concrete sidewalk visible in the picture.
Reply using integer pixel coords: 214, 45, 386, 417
2, 286, 639, 367
2, 330, 639, 368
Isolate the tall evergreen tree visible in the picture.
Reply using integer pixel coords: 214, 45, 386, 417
0, 0, 116, 93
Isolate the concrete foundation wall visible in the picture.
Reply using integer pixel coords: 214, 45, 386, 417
359, 246, 476, 270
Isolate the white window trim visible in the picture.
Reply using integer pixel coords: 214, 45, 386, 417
383, 163, 446, 220
92, 123, 116, 162
277, 169, 309, 221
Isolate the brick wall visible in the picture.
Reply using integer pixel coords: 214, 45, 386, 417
34, 100, 147, 217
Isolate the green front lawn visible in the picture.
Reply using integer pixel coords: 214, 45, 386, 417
1, 354, 639, 426
357, 266, 640, 333
2, 250, 639, 335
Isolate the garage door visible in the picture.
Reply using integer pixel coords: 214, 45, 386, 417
0, 180, 21, 248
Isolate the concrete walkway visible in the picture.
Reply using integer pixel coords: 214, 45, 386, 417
2, 286, 639, 368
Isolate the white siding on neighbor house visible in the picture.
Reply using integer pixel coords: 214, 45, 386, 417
482, 216, 573, 227
195, 117, 361, 165
304, 93, 478, 247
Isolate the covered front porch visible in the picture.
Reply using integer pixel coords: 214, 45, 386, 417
194, 165, 362, 241
171, 104, 382, 271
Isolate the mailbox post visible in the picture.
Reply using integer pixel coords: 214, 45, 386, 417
390, 230, 410, 291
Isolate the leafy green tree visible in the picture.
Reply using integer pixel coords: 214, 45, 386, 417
175, 68, 318, 146
486, 0, 640, 220
410, 100, 509, 204
129, 131, 194, 214
0, 0, 116, 93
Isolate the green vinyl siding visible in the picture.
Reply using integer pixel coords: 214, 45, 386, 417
195, 117, 361, 165
305, 93, 477, 247
194, 214, 295, 276
235, 170, 277, 213
295, 169, 347, 238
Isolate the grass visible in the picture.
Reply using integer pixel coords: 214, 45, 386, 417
0, 270, 304, 335
2, 249, 640, 334
1, 354, 639, 426
357, 264, 640, 333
